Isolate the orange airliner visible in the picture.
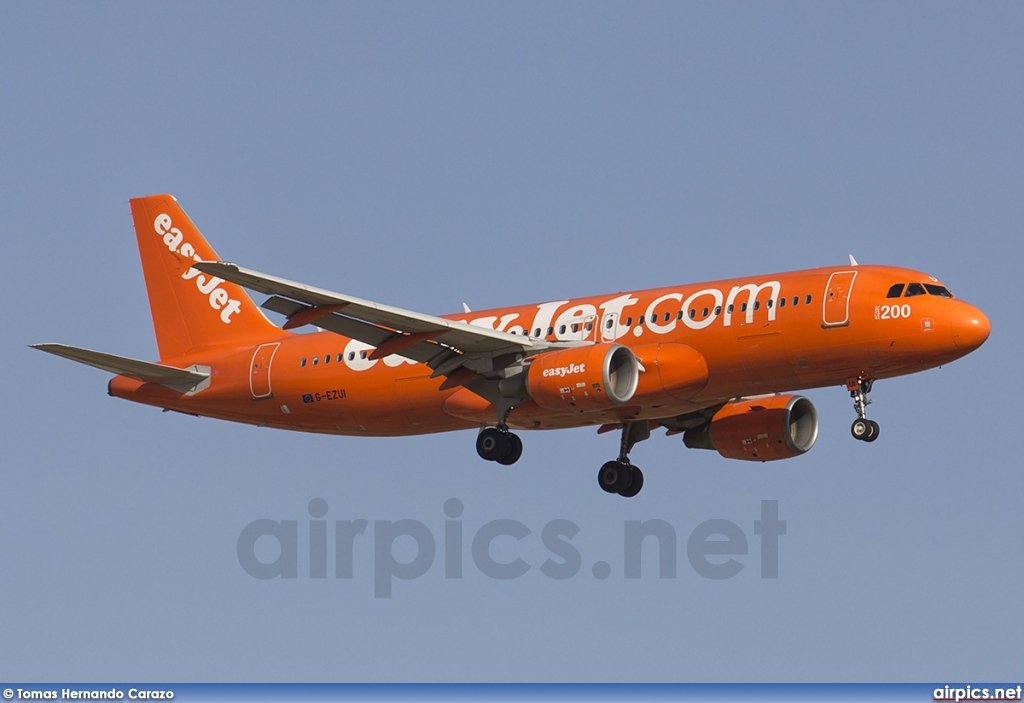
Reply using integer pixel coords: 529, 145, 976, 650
34, 195, 990, 497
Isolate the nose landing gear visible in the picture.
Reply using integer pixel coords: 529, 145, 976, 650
848, 378, 879, 442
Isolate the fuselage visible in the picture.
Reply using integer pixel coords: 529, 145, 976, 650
108, 264, 990, 436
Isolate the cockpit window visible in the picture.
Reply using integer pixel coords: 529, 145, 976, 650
904, 283, 927, 297
925, 284, 953, 298
886, 284, 905, 299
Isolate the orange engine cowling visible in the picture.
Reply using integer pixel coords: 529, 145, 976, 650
526, 343, 639, 412
683, 395, 818, 461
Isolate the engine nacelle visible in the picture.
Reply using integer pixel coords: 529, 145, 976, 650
630, 343, 709, 405
526, 343, 639, 412
683, 394, 818, 461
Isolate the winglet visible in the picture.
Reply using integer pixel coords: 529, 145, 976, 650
849, 254, 859, 266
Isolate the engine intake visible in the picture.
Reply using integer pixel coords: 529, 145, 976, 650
526, 343, 639, 412
684, 394, 818, 461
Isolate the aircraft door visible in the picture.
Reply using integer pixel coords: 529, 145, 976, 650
822, 271, 858, 328
250, 342, 280, 399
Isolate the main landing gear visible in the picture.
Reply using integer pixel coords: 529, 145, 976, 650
848, 378, 880, 443
475, 426, 523, 465
475, 403, 523, 465
598, 421, 649, 498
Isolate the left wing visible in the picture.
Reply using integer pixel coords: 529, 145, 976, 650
31, 343, 210, 391
192, 261, 579, 401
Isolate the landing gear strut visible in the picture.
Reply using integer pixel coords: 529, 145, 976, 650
848, 378, 879, 443
476, 402, 523, 465
598, 421, 648, 497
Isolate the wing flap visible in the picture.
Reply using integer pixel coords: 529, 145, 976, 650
261, 296, 453, 367
31, 344, 209, 386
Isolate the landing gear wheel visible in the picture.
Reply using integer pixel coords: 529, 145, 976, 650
496, 433, 523, 465
851, 418, 872, 441
598, 460, 632, 494
598, 422, 651, 496
476, 427, 510, 462
618, 466, 644, 498
851, 417, 881, 442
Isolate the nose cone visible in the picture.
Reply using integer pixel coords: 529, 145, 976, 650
951, 304, 991, 351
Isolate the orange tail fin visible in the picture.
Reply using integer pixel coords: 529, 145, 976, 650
130, 194, 280, 360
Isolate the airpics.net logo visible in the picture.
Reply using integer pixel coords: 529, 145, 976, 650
236, 498, 786, 598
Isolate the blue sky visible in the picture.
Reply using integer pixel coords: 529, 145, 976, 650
2, 2, 1022, 682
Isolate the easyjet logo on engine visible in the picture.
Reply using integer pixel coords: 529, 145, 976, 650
542, 363, 585, 378
154, 214, 242, 323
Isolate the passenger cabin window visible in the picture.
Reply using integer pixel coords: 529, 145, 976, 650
740, 303, 747, 312
779, 298, 786, 308
558, 324, 567, 334
324, 354, 330, 364
300, 358, 307, 367
792, 296, 799, 306
689, 309, 696, 319
886, 284, 905, 298
905, 283, 926, 297
534, 328, 542, 337
676, 310, 684, 321
312, 356, 319, 366
714, 306, 722, 315
336, 353, 343, 363
753, 301, 760, 311
925, 284, 953, 298
625, 317, 633, 326
663, 312, 671, 322
702, 307, 709, 317
638, 315, 645, 326
804, 295, 812, 305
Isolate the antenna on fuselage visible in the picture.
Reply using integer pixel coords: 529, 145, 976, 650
849, 254, 859, 267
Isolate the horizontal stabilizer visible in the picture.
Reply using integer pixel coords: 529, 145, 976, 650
31, 344, 209, 386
